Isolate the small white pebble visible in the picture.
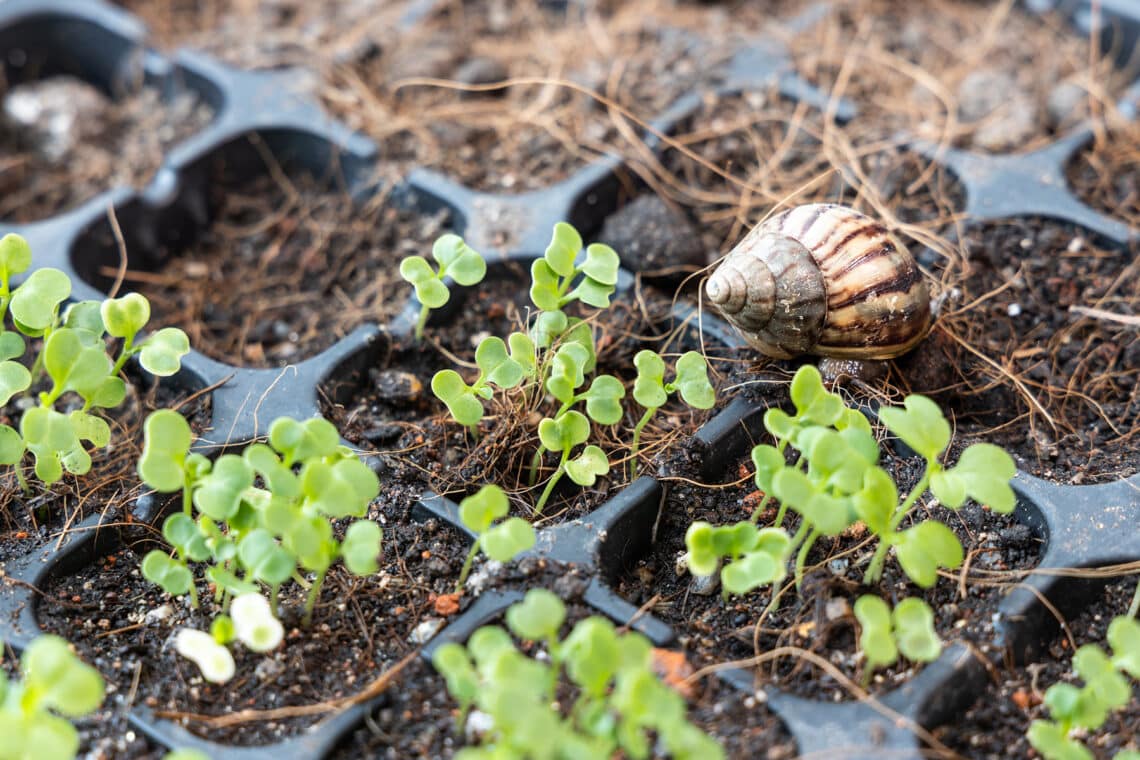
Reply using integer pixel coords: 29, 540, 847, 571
1067, 236, 1084, 253
1007, 303, 1022, 317
1019, 237, 1033, 250
408, 618, 444, 644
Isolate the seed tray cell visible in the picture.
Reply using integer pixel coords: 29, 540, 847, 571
0, 1, 1135, 758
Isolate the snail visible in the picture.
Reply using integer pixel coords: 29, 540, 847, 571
705, 203, 931, 364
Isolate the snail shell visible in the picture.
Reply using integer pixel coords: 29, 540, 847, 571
706, 203, 931, 360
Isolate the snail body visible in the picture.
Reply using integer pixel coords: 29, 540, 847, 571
706, 203, 931, 360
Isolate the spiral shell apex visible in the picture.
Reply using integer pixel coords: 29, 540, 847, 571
706, 203, 931, 360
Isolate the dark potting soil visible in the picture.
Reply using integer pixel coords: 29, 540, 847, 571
123, 167, 452, 368
332, 561, 798, 759
36, 507, 472, 747
0, 76, 213, 223
935, 576, 1140, 759
631, 85, 966, 259
0, 372, 211, 563
617, 438, 1043, 702
901, 217, 1140, 484
1067, 127, 1140, 227
790, 0, 1125, 153
323, 278, 734, 525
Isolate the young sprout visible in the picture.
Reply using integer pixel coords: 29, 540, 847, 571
534, 410, 609, 515
528, 223, 620, 346
0, 634, 105, 760
684, 364, 1018, 599
526, 341, 623, 486
138, 411, 383, 630
853, 595, 941, 684
174, 628, 236, 684
431, 335, 528, 438
1028, 615, 1140, 760
431, 590, 723, 759
456, 484, 536, 592
0, 234, 189, 494
400, 233, 487, 340
630, 350, 715, 477
683, 521, 791, 597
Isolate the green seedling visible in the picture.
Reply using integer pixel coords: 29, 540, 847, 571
456, 484, 536, 591
400, 233, 487, 340
684, 521, 791, 597
432, 590, 723, 759
534, 410, 609, 515
630, 349, 715, 477
0, 234, 189, 493
431, 335, 529, 437
139, 411, 382, 628
529, 222, 619, 347
685, 364, 1017, 594
1028, 615, 1140, 760
0, 634, 105, 760
854, 595, 941, 683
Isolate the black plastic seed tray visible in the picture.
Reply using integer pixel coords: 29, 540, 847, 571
0, 0, 1136, 758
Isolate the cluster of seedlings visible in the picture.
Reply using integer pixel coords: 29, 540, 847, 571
2, 212, 1136, 758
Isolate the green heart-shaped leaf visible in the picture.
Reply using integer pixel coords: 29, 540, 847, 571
565, 444, 608, 486
544, 222, 582, 278
896, 520, 963, 588
672, 351, 715, 409
538, 410, 590, 453
268, 416, 340, 464
0, 233, 32, 281
11, 268, 70, 334
506, 589, 565, 642
879, 394, 951, 462
138, 410, 192, 492
893, 598, 942, 662
459, 483, 510, 534
431, 369, 484, 427
142, 550, 193, 597
193, 455, 253, 520
632, 350, 667, 409
100, 292, 150, 339
139, 327, 190, 377
582, 374, 625, 425
481, 517, 535, 562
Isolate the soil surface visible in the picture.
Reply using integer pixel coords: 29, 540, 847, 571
1067, 126, 1140, 227
617, 435, 1043, 702
902, 217, 1140, 483
0, 76, 213, 223
331, 564, 799, 759
324, 278, 737, 525
0, 371, 210, 563
790, 0, 1129, 153
37, 504, 472, 747
121, 165, 452, 368
936, 576, 1140, 759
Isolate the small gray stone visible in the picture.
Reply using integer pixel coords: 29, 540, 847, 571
971, 94, 1038, 152
690, 572, 720, 596
957, 69, 1021, 123
598, 195, 706, 282
4, 77, 109, 161
1047, 81, 1087, 128
409, 617, 444, 644
373, 369, 424, 405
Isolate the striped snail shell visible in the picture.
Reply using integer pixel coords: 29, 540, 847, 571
705, 203, 931, 360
